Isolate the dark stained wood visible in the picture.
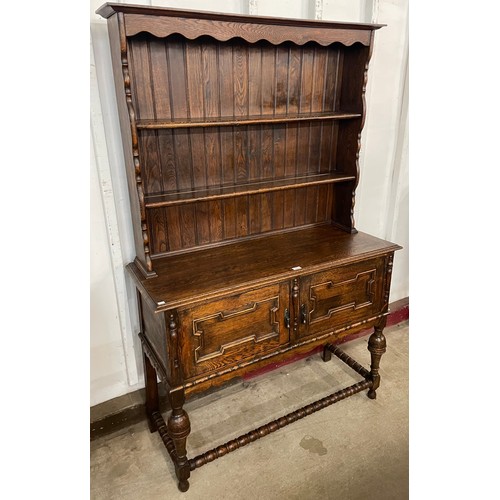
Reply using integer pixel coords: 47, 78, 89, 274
164, 205, 181, 252
91, 299, 407, 441
202, 41, 222, 188
247, 46, 262, 183
178, 282, 289, 379
188, 129, 207, 191
327, 344, 371, 378
331, 41, 374, 231
260, 192, 272, 233
298, 256, 387, 341
152, 411, 178, 466
190, 378, 373, 471
272, 190, 285, 231
184, 44, 206, 192
217, 44, 235, 186
222, 197, 236, 240
123, 13, 374, 47
339, 44, 370, 113
321, 344, 332, 362
183, 313, 386, 395
106, 14, 153, 275
128, 37, 154, 120
166, 385, 191, 492
179, 204, 196, 247
248, 193, 260, 234
157, 130, 177, 191
235, 195, 248, 237
367, 317, 388, 399
98, 4, 398, 492
149, 38, 171, 118
139, 291, 168, 366
137, 130, 162, 194
233, 42, 248, 183
128, 225, 401, 310
138, 289, 161, 433
97, 2, 385, 32
137, 112, 361, 129
208, 199, 223, 242
144, 172, 355, 208
143, 349, 160, 433
126, 33, 360, 255
144, 180, 353, 255
273, 46, 288, 196
260, 45, 275, 185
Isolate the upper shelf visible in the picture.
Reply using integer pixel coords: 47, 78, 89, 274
136, 111, 362, 130
144, 172, 355, 208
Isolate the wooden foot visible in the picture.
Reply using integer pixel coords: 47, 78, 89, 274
322, 344, 332, 362
178, 479, 190, 492
367, 321, 387, 399
168, 387, 191, 492
143, 348, 160, 433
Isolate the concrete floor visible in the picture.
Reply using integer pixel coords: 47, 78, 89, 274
91, 321, 408, 500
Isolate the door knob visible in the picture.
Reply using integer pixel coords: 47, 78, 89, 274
300, 304, 307, 325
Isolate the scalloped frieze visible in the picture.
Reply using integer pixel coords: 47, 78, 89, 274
124, 14, 372, 47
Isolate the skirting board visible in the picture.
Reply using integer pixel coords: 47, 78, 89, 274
90, 297, 409, 440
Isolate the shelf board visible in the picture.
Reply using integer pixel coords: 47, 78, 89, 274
136, 111, 361, 130
144, 172, 356, 208
127, 225, 402, 311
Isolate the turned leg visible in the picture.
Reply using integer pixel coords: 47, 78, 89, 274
322, 344, 332, 362
143, 349, 160, 433
168, 387, 191, 492
367, 321, 387, 400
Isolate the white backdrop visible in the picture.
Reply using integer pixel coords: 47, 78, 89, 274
90, 0, 409, 406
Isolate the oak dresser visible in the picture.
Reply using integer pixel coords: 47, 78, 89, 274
97, 2, 401, 491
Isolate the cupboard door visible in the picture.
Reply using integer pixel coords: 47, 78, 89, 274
298, 257, 386, 339
178, 282, 289, 380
